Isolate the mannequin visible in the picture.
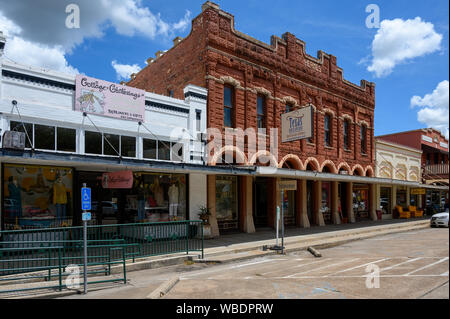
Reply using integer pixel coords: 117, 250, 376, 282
152, 178, 164, 207
168, 182, 179, 219
8, 176, 23, 222
53, 175, 67, 224
137, 181, 146, 221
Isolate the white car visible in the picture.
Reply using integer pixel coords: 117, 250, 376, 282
430, 209, 449, 228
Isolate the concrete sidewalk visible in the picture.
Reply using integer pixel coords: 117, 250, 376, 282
0, 218, 431, 299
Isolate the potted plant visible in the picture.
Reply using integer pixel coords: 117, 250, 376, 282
198, 205, 212, 238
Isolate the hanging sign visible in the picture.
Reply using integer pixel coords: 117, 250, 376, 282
279, 180, 297, 191
102, 170, 134, 189
281, 105, 313, 143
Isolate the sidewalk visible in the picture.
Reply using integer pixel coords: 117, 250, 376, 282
0, 218, 431, 299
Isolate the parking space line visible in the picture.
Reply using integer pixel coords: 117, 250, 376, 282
284, 258, 360, 278
324, 258, 389, 277
230, 259, 285, 269
261, 259, 326, 276
404, 257, 449, 276
380, 258, 422, 272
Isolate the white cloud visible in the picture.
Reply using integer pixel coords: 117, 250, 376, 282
367, 17, 442, 77
411, 80, 449, 139
111, 60, 141, 80
0, 1, 191, 76
0, 11, 78, 74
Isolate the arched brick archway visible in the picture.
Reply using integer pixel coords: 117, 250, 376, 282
278, 154, 303, 170
320, 160, 338, 174
365, 166, 374, 177
304, 157, 320, 171
209, 145, 248, 166
337, 162, 352, 175
352, 164, 365, 176
249, 151, 278, 167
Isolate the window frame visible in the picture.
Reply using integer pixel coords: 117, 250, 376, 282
324, 114, 332, 147
343, 120, 350, 150
361, 125, 367, 154
257, 94, 266, 129
223, 85, 234, 128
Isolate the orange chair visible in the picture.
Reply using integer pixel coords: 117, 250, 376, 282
396, 206, 410, 219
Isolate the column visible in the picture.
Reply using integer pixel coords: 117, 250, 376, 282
346, 182, 355, 223
267, 178, 276, 229
207, 175, 220, 238
406, 187, 411, 207
240, 176, 255, 233
313, 181, 325, 226
369, 184, 377, 221
331, 181, 341, 224
297, 179, 310, 228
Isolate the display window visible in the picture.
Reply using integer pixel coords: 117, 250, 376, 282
321, 182, 331, 223
353, 184, 369, 220
78, 171, 187, 225
380, 187, 392, 215
215, 176, 238, 230
2, 164, 73, 230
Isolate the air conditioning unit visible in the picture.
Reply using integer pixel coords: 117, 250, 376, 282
2, 131, 26, 150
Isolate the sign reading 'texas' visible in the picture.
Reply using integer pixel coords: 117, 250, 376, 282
281, 105, 314, 143
75, 75, 146, 122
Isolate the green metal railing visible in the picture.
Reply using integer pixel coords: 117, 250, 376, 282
0, 242, 127, 295
0, 220, 204, 279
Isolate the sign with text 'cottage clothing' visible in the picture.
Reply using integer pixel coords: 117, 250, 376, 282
102, 171, 134, 189
281, 105, 314, 143
75, 75, 145, 122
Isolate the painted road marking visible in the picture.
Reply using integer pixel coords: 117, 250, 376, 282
230, 259, 285, 269
404, 257, 449, 276
323, 258, 390, 277
380, 258, 423, 272
284, 258, 360, 278
259, 259, 325, 277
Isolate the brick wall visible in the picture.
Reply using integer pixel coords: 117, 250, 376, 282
128, 2, 376, 174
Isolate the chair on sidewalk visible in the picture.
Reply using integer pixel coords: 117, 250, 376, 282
396, 206, 410, 219
409, 206, 424, 218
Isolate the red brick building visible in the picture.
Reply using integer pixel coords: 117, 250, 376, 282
128, 2, 380, 236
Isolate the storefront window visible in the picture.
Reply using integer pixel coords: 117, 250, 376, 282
396, 188, 407, 206
321, 182, 331, 223
104, 133, 120, 156
3, 164, 73, 230
85, 131, 102, 155
57, 127, 76, 152
282, 190, 296, 226
158, 141, 171, 161
380, 187, 391, 215
353, 184, 369, 220
35, 124, 55, 150
216, 176, 238, 230
143, 139, 157, 159
121, 136, 136, 158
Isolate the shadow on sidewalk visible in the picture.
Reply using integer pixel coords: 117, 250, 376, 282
203, 218, 431, 249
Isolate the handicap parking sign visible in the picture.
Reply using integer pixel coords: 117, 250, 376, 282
81, 187, 91, 211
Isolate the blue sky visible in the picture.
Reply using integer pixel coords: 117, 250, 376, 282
0, 0, 448, 138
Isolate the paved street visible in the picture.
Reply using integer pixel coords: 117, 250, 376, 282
61, 227, 449, 299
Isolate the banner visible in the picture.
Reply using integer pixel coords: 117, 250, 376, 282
75, 75, 145, 122
281, 105, 313, 143
411, 188, 426, 195
102, 171, 134, 189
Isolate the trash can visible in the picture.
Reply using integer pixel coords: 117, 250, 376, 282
376, 210, 382, 220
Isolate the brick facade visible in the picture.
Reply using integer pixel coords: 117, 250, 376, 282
128, 1, 376, 175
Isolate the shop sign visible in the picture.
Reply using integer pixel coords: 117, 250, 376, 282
75, 75, 145, 122
102, 170, 134, 189
281, 105, 313, 143
2, 131, 25, 149
279, 180, 297, 191
411, 188, 426, 195
422, 135, 432, 143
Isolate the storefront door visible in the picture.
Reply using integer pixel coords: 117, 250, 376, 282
253, 178, 268, 228
216, 176, 239, 232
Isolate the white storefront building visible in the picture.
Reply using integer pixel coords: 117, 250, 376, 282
375, 138, 423, 219
0, 34, 236, 230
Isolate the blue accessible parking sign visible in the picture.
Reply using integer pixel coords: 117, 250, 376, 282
81, 187, 91, 211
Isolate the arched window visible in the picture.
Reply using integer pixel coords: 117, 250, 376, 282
324, 114, 332, 147
361, 125, 367, 154
224, 85, 234, 128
